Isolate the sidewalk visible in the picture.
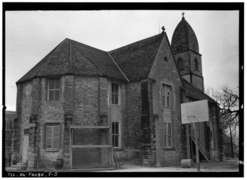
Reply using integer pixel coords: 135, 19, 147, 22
102, 159, 239, 172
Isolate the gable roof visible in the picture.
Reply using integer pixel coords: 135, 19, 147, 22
17, 38, 127, 84
182, 79, 217, 104
109, 33, 164, 82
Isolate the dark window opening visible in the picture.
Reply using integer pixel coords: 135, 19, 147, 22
164, 122, 173, 148
195, 58, 199, 71
111, 83, 119, 105
164, 56, 168, 62
112, 122, 120, 148
178, 58, 184, 70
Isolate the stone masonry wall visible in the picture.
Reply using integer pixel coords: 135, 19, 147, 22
149, 34, 184, 166
21, 82, 32, 166
74, 76, 99, 126
123, 82, 142, 150
189, 51, 202, 77
38, 77, 64, 169
5, 111, 16, 167
173, 51, 190, 76
13, 84, 24, 165
27, 78, 42, 170
63, 75, 74, 169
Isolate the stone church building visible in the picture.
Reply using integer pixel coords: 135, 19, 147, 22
11, 16, 223, 170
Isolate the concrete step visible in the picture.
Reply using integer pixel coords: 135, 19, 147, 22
5, 167, 19, 171
11, 164, 27, 170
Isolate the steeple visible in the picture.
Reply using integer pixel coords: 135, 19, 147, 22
182, 12, 185, 19
171, 15, 204, 91
171, 16, 199, 54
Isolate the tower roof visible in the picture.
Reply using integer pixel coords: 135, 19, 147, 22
171, 16, 199, 54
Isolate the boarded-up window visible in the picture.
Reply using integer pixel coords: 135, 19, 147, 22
111, 83, 119, 105
72, 129, 109, 145
48, 79, 60, 101
46, 124, 60, 149
71, 128, 113, 169
112, 122, 120, 148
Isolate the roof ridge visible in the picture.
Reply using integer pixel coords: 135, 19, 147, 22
17, 39, 67, 84
70, 42, 104, 76
108, 52, 129, 82
182, 79, 217, 104
148, 33, 166, 79
164, 32, 184, 85
109, 33, 164, 52
67, 38, 107, 53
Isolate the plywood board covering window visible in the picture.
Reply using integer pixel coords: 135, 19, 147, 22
71, 128, 113, 169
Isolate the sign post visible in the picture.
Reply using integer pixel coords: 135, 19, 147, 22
181, 100, 209, 172
193, 122, 200, 171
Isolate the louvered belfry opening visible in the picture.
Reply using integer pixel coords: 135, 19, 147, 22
71, 127, 113, 169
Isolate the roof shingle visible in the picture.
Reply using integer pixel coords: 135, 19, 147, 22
109, 33, 164, 82
17, 38, 127, 83
182, 79, 217, 104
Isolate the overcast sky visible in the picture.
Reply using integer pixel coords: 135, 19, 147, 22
5, 10, 239, 111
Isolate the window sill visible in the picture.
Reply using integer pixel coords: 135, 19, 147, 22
111, 104, 121, 107
163, 147, 175, 151
113, 147, 123, 151
45, 148, 60, 152
47, 100, 60, 103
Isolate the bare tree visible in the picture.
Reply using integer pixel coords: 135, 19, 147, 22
206, 85, 239, 158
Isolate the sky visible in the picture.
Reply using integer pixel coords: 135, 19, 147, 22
5, 10, 239, 111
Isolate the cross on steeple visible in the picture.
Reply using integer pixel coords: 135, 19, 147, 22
161, 26, 165, 33
182, 12, 185, 18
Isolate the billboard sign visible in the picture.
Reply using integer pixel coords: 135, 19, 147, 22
181, 100, 209, 124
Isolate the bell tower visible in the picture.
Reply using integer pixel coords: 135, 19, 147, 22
171, 14, 204, 91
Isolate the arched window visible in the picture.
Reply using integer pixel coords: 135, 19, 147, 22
195, 58, 199, 71
177, 58, 184, 70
